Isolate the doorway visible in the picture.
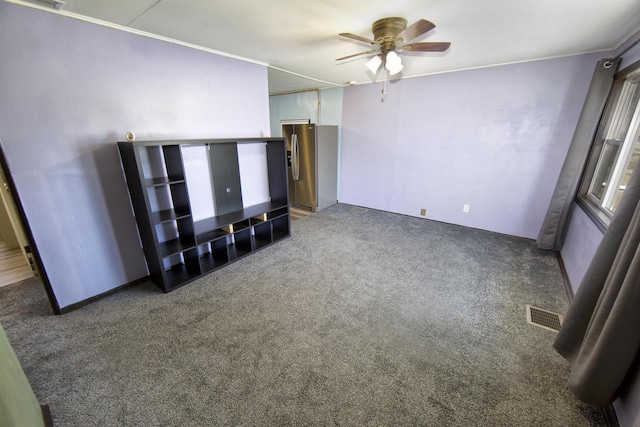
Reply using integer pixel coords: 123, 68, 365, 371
0, 163, 34, 287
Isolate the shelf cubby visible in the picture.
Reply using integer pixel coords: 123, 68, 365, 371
267, 206, 288, 220
195, 228, 228, 245
228, 245, 252, 262
253, 221, 273, 249
164, 261, 201, 289
233, 227, 252, 252
199, 239, 229, 273
152, 207, 192, 224
250, 215, 267, 225
272, 215, 290, 242
159, 236, 197, 258
163, 264, 194, 288
232, 219, 251, 232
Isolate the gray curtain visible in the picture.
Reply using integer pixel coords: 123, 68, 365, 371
537, 58, 620, 250
553, 162, 640, 405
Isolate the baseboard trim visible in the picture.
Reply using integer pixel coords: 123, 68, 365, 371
555, 252, 575, 302
604, 403, 620, 427
58, 276, 150, 314
41, 404, 53, 427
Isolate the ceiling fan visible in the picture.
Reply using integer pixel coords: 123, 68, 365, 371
337, 17, 451, 76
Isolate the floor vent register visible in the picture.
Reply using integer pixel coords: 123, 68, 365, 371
526, 305, 563, 332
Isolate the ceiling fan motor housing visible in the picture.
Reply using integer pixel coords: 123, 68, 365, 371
336, 17, 449, 64
372, 17, 407, 55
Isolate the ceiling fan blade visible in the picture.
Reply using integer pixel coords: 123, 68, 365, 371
402, 42, 451, 52
339, 32, 375, 45
398, 19, 435, 42
336, 50, 376, 61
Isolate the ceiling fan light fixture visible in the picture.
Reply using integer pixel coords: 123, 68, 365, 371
385, 50, 400, 64
365, 55, 382, 74
385, 51, 403, 75
387, 63, 403, 76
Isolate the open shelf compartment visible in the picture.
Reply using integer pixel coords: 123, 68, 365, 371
162, 247, 201, 290
195, 227, 228, 245
159, 236, 197, 258
253, 221, 273, 249
229, 228, 252, 261
152, 207, 191, 224
272, 215, 290, 242
267, 206, 289, 220
199, 239, 229, 273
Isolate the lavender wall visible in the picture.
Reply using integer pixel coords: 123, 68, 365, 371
340, 54, 603, 239
560, 204, 603, 293
619, 37, 640, 71
0, 2, 269, 309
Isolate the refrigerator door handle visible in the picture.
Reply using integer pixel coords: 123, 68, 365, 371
292, 133, 300, 181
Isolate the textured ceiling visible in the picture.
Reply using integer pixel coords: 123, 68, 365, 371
14, 0, 640, 94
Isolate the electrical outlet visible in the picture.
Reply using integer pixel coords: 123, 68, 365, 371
420, 208, 426, 216
463, 204, 470, 213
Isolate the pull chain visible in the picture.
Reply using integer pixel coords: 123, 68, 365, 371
381, 67, 388, 102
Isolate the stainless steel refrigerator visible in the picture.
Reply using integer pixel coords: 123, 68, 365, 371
282, 124, 338, 211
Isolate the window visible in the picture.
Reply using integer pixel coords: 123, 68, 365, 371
580, 67, 640, 224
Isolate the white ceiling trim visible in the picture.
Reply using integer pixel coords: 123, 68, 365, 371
268, 66, 343, 89
615, 22, 640, 51
5, 0, 269, 67
381, 48, 614, 86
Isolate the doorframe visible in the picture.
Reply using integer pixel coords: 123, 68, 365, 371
0, 141, 60, 314
0, 163, 30, 265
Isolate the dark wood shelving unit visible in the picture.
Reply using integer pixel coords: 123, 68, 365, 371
118, 137, 290, 292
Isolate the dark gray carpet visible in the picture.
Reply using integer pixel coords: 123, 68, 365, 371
0, 204, 606, 426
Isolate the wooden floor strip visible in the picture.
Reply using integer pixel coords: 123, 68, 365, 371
290, 206, 313, 221
0, 242, 33, 288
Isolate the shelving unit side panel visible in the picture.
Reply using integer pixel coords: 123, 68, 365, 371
175, 217, 195, 245
168, 182, 191, 212
117, 143, 163, 283
163, 145, 186, 181
266, 139, 289, 205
